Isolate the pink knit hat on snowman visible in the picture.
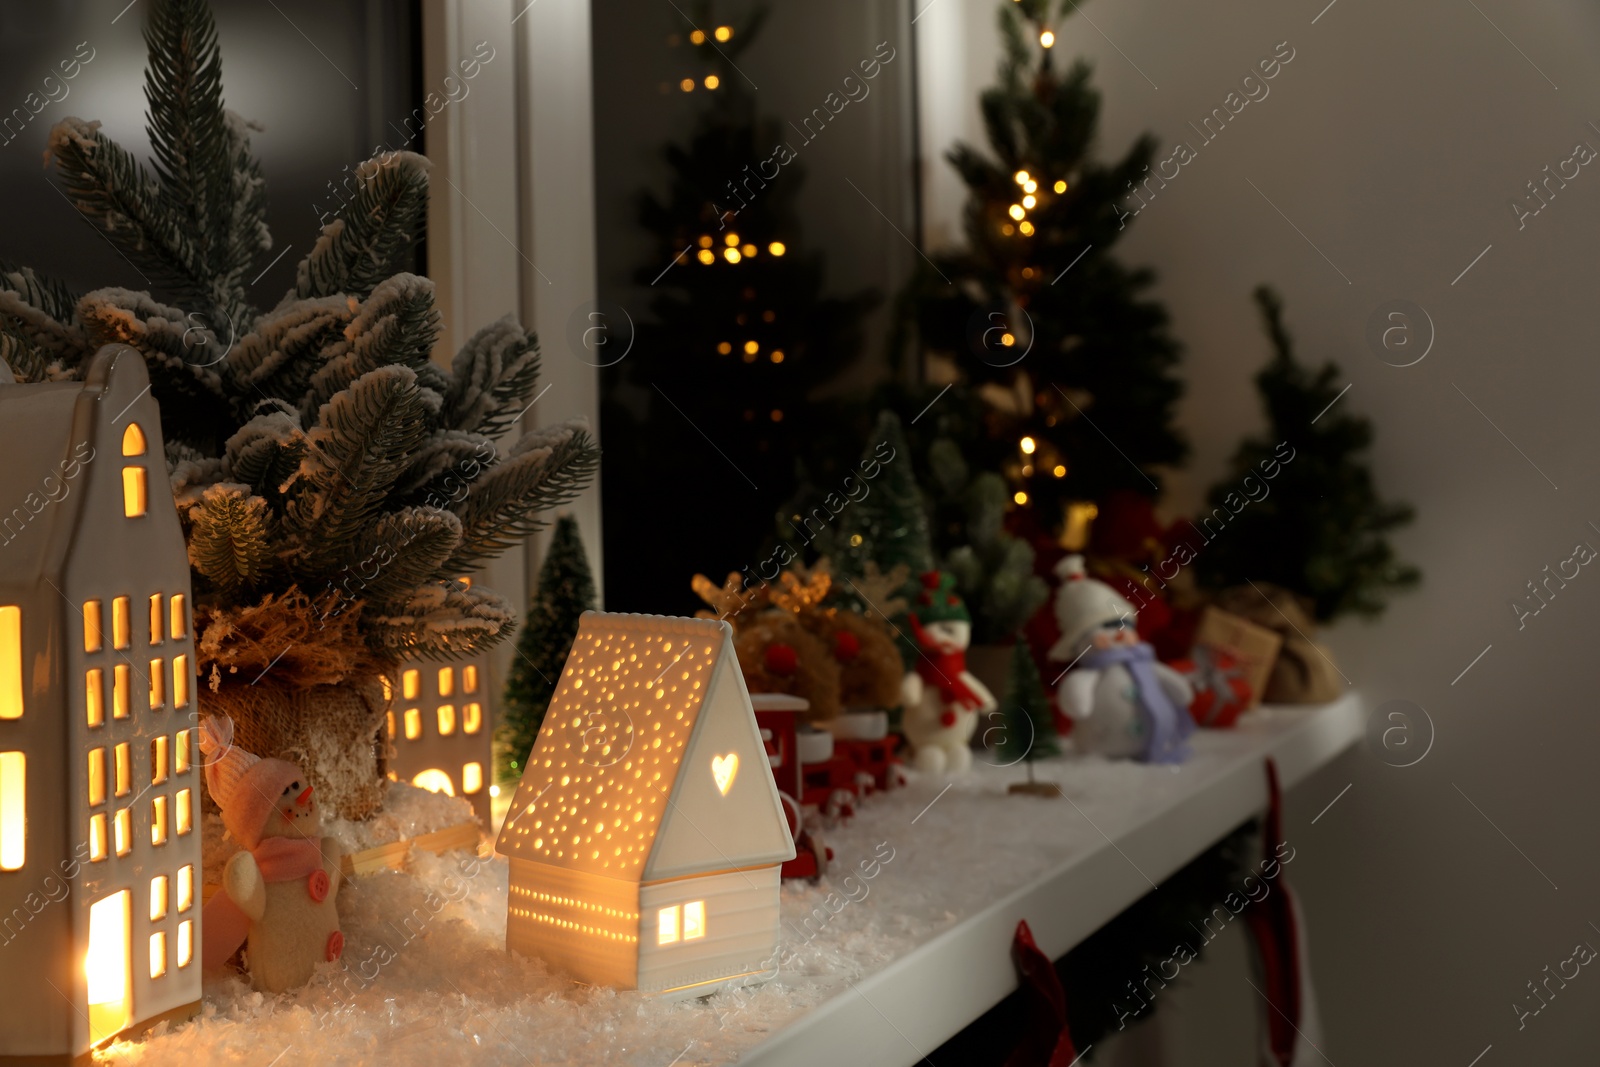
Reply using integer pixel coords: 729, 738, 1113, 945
199, 716, 307, 850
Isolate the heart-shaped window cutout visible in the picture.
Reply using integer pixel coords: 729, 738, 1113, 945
712, 752, 738, 796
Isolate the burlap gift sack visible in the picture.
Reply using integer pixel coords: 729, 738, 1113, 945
1213, 584, 1343, 705
194, 589, 396, 821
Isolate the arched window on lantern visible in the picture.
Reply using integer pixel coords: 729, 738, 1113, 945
121, 424, 147, 518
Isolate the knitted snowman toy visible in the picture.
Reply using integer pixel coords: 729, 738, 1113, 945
1048, 556, 1196, 763
900, 572, 997, 774
198, 717, 344, 992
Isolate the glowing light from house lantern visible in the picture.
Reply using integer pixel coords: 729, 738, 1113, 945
0, 751, 24, 870
711, 752, 738, 795
86, 890, 131, 1042
0, 606, 19, 720
413, 768, 456, 796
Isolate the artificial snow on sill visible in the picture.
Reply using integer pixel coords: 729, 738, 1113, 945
112, 710, 1332, 1067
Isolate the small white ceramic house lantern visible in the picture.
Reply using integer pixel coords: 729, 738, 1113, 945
0, 347, 203, 1059
496, 612, 795, 997
385, 644, 493, 824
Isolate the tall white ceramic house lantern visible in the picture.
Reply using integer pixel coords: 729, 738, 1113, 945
0, 346, 202, 1060
497, 612, 795, 997
386, 640, 494, 824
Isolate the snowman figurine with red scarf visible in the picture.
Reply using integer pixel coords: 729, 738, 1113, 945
199, 716, 344, 992
1049, 555, 1195, 763
900, 571, 997, 774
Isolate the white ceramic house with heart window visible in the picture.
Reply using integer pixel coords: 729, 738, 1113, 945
496, 612, 794, 997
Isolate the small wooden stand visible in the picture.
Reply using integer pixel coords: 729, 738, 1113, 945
1008, 781, 1063, 798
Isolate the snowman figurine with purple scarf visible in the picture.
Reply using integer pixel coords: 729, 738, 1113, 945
1048, 555, 1196, 763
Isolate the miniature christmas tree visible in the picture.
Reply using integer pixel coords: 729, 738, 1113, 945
820, 410, 934, 590
927, 436, 1048, 643
906, 0, 1187, 537
0, 0, 597, 817
997, 640, 1061, 794
1195, 287, 1419, 621
601, 2, 876, 612
497, 515, 597, 784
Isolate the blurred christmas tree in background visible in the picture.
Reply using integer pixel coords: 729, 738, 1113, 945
1196, 287, 1419, 621
904, 0, 1187, 547
602, 2, 877, 613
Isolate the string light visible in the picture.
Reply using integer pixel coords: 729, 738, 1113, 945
1014, 170, 1030, 185
770, 350, 785, 363
714, 25, 733, 41
716, 342, 732, 355
1024, 179, 1038, 194
1053, 464, 1067, 478
1022, 464, 1034, 476
1020, 436, 1036, 454
743, 340, 759, 355
697, 249, 715, 265
740, 243, 757, 257
724, 233, 740, 246
1054, 180, 1067, 193
1040, 30, 1055, 47
1014, 490, 1030, 505
724, 247, 741, 263
704, 75, 720, 90
690, 29, 706, 44
1001, 223, 1015, 235
1022, 195, 1036, 209
768, 241, 786, 256
698, 235, 713, 248
770, 409, 783, 422
1008, 204, 1025, 221
1019, 221, 1035, 236
679, 79, 695, 92
1000, 332, 1016, 347
761, 310, 776, 322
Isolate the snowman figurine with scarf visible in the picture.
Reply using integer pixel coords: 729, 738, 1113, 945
1049, 555, 1195, 763
900, 571, 998, 774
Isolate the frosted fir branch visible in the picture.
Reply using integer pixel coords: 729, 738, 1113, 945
222, 408, 306, 500
75, 289, 229, 436
445, 419, 599, 572
339, 506, 463, 603
186, 481, 278, 596
365, 580, 513, 659
290, 152, 431, 303
166, 439, 225, 510
298, 273, 441, 425
0, 261, 80, 324
0, 285, 85, 381
442, 314, 543, 436
391, 429, 499, 502
223, 293, 357, 406
286, 364, 430, 570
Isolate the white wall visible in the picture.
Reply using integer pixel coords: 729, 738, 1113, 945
919, 1, 1600, 1062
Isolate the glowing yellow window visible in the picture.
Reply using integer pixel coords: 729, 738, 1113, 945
150, 736, 168, 784
463, 702, 482, 734
89, 813, 108, 862
177, 865, 193, 912
83, 599, 103, 653
437, 704, 456, 736
111, 597, 130, 651
0, 606, 19, 721
149, 931, 167, 978
411, 768, 455, 795
402, 669, 419, 700
462, 762, 483, 794
683, 900, 706, 941
113, 808, 130, 856
172, 654, 189, 709
176, 788, 192, 835
403, 708, 421, 740
88, 747, 106, 806
122, 466, 147, 517
0, 751, 23, 871
658, 905, 680, 945
438, 667, 454, 697
386, 711, 396, 739
151, 796, 168, 846
177, 919, 193, 967
169, 594, 186, 640
114, 743, 130, 797
463, 665, 478, 693
113, 664, 130, 720
150, 875, 168, 921
86, 668, 105, 727
122, 423, 145, 456
174, 729, 191, 774
148, 659, 164, 710
87, 890, 131, 1042
148, 594, 162, 646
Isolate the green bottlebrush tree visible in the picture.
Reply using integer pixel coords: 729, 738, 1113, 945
0, 0, 597, 814
905, 0, 1187, 538
815, 410, 934, 592
1195, 287, 1418, 621
926, 436, 1048, 644
497, 514, 596, 784
995, 639, 1059, 780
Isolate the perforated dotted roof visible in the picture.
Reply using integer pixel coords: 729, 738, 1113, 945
495, 612, 730, 878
